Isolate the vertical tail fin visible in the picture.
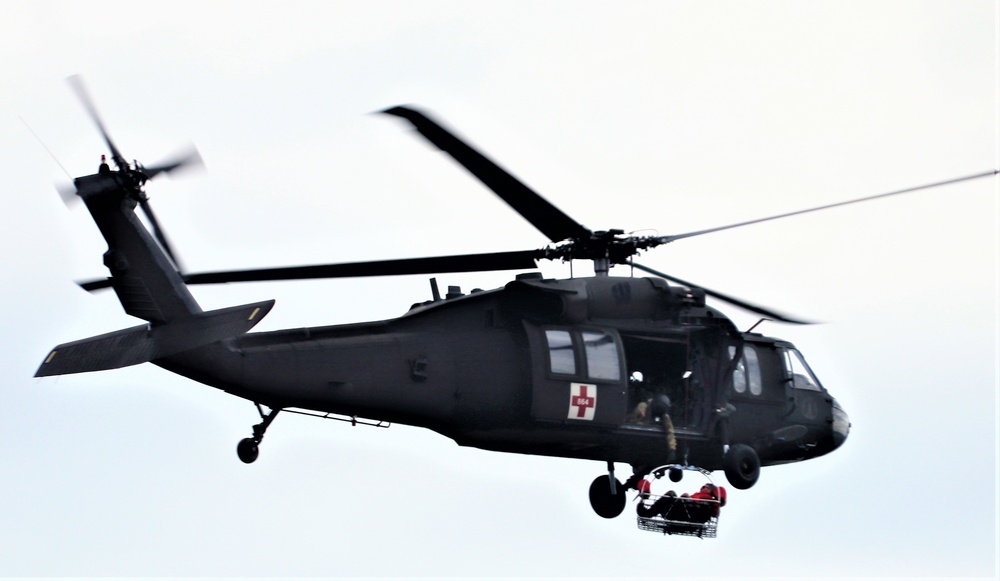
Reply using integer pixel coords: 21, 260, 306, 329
75, 171, 201, 323
65, 75, 205, 324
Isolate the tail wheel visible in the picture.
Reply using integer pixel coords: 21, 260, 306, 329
588, 474, 626, 518
236, 405, 280, 464
723, 444, 760, 489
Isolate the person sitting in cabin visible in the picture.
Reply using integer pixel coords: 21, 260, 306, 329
625, 400, 651, 424
626, 371, 654, 424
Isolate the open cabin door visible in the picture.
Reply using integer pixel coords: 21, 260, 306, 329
618, 328, 731, 435
620, 332, 690, 428
526, 324, 627, 425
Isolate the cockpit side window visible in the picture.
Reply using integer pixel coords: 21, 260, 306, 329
545, 329, 576, 375
730, 344, 763, 396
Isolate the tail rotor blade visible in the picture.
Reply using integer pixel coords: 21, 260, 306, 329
143, 146, 204, 180
55, 181, 79, 207
138, 199, 182, 271
66, 75, 128, 170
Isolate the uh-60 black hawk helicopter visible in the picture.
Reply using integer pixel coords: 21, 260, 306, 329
36, 78, 995, 522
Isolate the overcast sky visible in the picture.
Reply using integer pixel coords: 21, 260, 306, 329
1, 1, 996, 578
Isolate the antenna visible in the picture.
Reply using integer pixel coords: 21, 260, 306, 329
20, 116, 72, 180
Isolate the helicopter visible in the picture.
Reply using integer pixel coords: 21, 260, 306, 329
35, 78, 995, 520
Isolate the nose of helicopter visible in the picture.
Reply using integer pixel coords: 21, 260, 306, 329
830, 398, 850, 450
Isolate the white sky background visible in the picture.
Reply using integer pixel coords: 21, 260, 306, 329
0, 1, 996, 578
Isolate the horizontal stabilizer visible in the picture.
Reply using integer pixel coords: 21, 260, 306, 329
35, 300, 274, 377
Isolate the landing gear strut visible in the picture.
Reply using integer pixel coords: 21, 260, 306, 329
237, 404, 281, 464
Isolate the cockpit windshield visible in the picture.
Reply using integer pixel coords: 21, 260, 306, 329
785, 348, 823, 391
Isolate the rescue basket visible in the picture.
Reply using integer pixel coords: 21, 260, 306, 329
634, 464, 726, 538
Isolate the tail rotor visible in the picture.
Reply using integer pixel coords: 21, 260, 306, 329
64, 75, 203, 272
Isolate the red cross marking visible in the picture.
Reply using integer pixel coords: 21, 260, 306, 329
571, 384, 595, 418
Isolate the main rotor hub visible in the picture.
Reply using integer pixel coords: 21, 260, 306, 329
543, 230, 669, 275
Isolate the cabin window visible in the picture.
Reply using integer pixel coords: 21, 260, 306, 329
582, 330, 620, 381
785, 348, 822, 391
730, 344, 763, 396
545, 329, 576, 375
743, 345, 764, 395
746, 346, 763, 395
731, 347, 747, 394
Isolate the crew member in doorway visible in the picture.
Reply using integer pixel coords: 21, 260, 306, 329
651, 394, 677, 458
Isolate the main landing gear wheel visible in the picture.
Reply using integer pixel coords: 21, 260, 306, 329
589, 474, 627, 519
236, 404, 281, 464
723, 443, 761, 490
236, 438, 259, 464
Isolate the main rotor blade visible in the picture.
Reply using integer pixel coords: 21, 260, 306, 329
79, 249, 543, 290
660, 170, 999, 244
67, 75, 128, 171
138, 199, 183, 271
383, 106, 591, 243
183, 250, 542, 284
631, 262, 812, 324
